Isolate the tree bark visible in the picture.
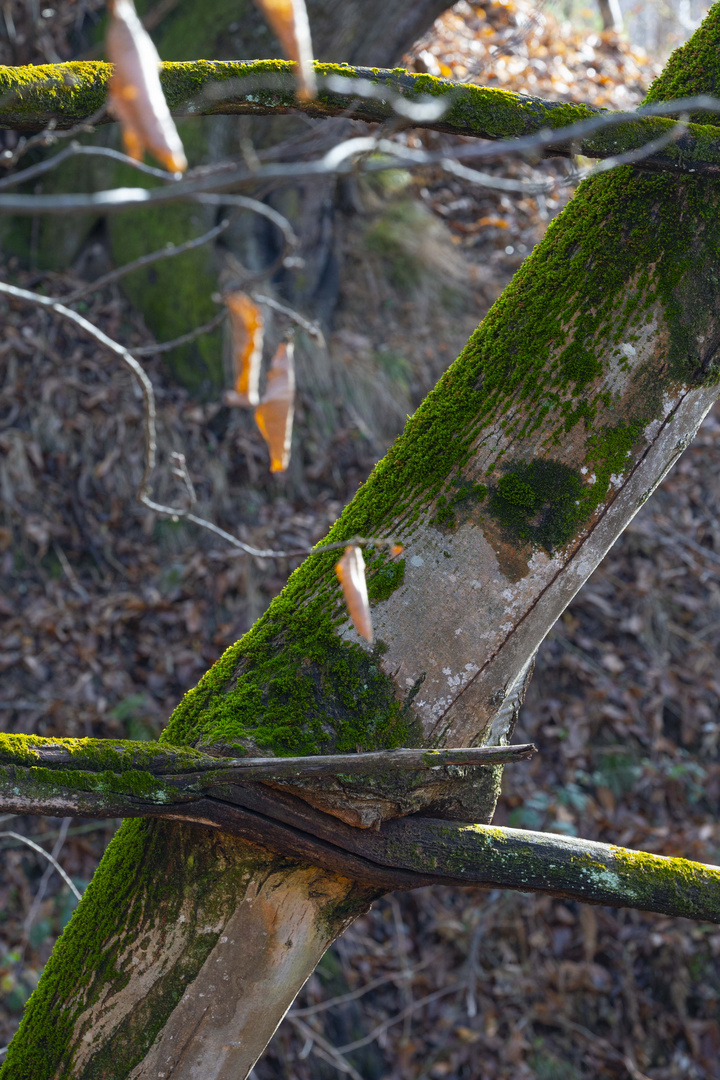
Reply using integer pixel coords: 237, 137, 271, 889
5, 8, 720, 1077
3, 62, 720, 177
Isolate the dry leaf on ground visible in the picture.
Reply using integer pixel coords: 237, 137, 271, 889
335, 545, 372, 643
253, 0, 317, 100
254, 339, 295, 472
106, 0, 187, 172
225, 292, 264, 407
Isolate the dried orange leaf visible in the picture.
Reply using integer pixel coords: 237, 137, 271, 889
226, 292, 264, 407
255, 340, 295, 473
106, 0, 187, 173
390, 544, 404, 559
253, 0, 317, 101
336, 546, 373, 643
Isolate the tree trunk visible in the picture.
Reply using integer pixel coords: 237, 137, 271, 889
597, 0, 623, 33
4, 7, 720, 1076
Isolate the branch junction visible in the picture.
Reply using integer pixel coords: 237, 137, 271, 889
0, 734, 718, 923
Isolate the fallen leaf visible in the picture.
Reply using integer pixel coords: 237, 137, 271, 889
253, 0, 317, 100
255, 340, 295, 472
335, 545, 373, 642
390, 544, 404, 559
226, 292, 264, 406
106, 0, 187, 172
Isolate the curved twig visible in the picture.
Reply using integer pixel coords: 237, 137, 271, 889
0, 831, 81, 901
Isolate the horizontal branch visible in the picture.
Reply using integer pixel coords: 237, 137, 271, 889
0, 733, 534, 776
0, 735, 717, 922
2, 61, 720, 176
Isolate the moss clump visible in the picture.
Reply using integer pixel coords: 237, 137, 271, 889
0, 62, 111, 129
163, 551, 422, 756
435, 481, 487, 528
611, 845, 720, 920
643, 10, 720, 124
366, 553, 406, 603
0, 733, 207, 773
489, 460, 584, 550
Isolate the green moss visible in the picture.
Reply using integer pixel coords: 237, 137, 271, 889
0, 733, 207, 774
107, 192, 223, 395
0, 819, 274, 1080
488, 460, 584, 551
0, 62, 111, 129
644, 11, 720, 124
4, 59, 720, 181
611, 846, 720, 919
435, 480, 487, 528
161, 543, 425, 756
366, 553, 405, 603
165, 20, 720, 753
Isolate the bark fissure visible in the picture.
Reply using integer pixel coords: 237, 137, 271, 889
429, 382, 697, 736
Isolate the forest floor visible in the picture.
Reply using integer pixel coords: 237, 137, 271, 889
1, 2, 719, 1079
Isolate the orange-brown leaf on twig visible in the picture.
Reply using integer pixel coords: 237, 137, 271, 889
336, 546, 373, 643
106, 0, 187, 173
255, 340, 295, 473
225, 292, 264, 407
253, 0, 317, 101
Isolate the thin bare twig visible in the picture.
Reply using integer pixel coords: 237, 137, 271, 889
251, 292, 325, 345
2, 92, 719, 217
288, 1017, 364, 1080
0, 831, 81, 902
0, 103, 110, 169
132, 308, 228, 356
336, 983, 463, 1054
194, 192, 299, 270
289, 954, 439, 1018
23, 817, 72, 937
0, 142, 178, 192
0, 281, 401, 562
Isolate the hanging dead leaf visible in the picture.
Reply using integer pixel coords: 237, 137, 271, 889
106, 0, 187, 173
225, 292, 264, 407
335, 546, 373, 643
253, 0, 317, 101
255, 340, 295, 473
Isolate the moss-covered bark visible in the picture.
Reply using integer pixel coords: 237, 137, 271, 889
162, 8, 720, 765
6, 6, 720, 1077
0, 817, 374, 1080
2, 60, 720, 176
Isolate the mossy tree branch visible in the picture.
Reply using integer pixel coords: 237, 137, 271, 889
1, 734, 717, 925
6, 6, 720, 1076
3, 60, 720, 176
